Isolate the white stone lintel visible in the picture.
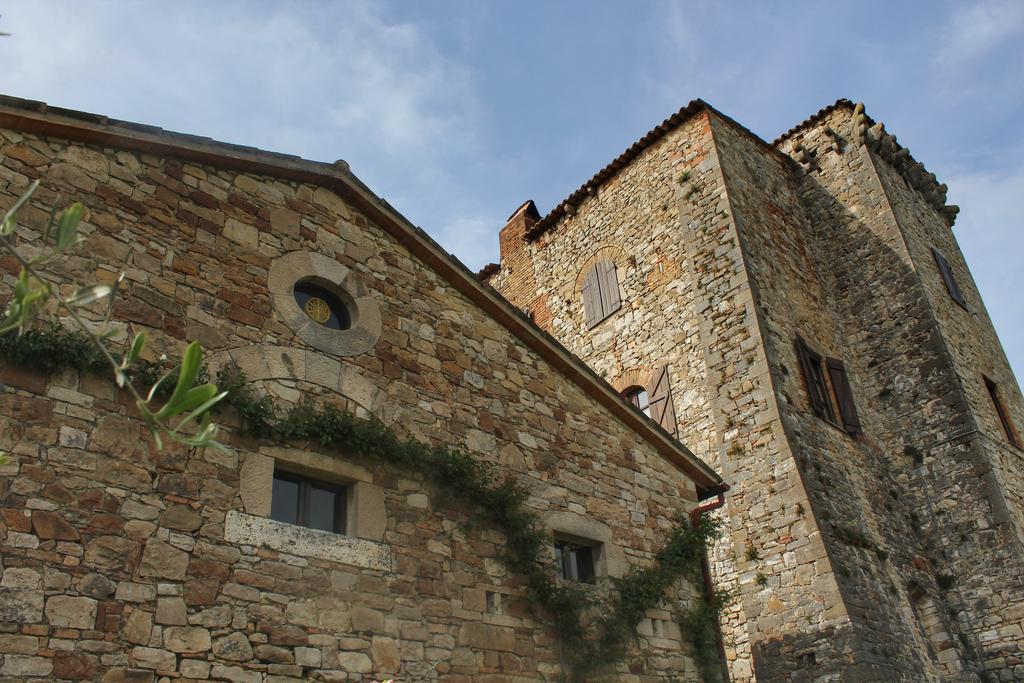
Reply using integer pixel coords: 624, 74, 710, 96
224, 510, 391, 571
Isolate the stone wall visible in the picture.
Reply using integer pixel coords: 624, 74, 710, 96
778, 103, 1024, 679
492, 99, 1024, 682
715, 109, 969, 679
0, 119, 714, 681
490, 112, 757, 677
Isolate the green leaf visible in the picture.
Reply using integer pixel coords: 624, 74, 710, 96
68, 284, 112, 307
1, 179, 39, 226
124, 331, 146, 366
55, 203, 83, 250
41, 202, 59, 243
173, 383, 219, 415
154, 341, 203, 419
172, 390, 228, 434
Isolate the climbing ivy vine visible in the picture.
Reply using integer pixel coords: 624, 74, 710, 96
0, 320, 727, 680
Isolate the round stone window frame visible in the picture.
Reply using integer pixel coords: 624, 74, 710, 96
268, 251, 382, 357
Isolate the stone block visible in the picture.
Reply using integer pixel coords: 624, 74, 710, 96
370, 636, 400, 673
458, 622, 515, 652
32, 509, 79, 540
335, 651, 373, 673
224, 218, 259, 248
1, 655, 53, 677
116, 581, 156, 603
53, 650, 98, 680
179, 659, 211, 678
159, 504, 203, 531
0, 634, 38, 654
350, 605, 384, 632
79, 572, 116, 599
163, 626, 211, 653
140, 538, 189, 579
295, 646, 322, 667
254, 643, 293, 663
155, 597, 188, 625
123, 609, 153, 645
1, 566, 41, 588
131, 646, 176, 671
45, 595, 98, 629
101, 668, 155, 682
210, 664, 262, 683
213, 632, 253, 661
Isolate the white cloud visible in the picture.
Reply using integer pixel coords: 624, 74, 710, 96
0, 0, 498, 268
937, 1, 1024, 67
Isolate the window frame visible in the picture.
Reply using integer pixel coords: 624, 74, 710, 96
984, 376, 1022, 449
623, 386, 651, 417
271, 469, 348, 535
554, 538, 598, 584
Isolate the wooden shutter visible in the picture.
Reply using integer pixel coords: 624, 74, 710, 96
595, 260, 621, 317
795, 337, 834, 422
582, 266, 602, 328
827, 358, 861, 434
932, 247, 967, 309
646, 365, 678, 436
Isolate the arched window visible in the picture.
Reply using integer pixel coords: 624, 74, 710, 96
581, 259, 621, 328
623, 386, 651, 417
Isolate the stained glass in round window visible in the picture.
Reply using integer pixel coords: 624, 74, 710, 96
293, 280, 351, 330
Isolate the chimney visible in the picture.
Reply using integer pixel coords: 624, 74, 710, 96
499, 200, 540, 261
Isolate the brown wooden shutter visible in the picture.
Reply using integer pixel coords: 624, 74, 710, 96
826, 357, 861, 434
932, 247, 967, 309
595, 260, 621, 317
582, 266, 602, 328
795, 337, 834, 422
646, 365, 678, 436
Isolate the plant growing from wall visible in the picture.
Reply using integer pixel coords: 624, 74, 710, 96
0, 181, 226, 454
0, 187, 727, 680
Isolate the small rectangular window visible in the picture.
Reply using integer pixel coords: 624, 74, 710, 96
555, 540, 596, 583
270, 470, 347, 534
984, 376, 1021, 449
795, 337, 835, 423
932, 247, 968, 310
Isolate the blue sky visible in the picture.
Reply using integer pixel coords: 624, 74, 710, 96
1, 1, 1021, 377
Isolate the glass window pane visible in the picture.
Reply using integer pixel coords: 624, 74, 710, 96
308, 485, 338, 532
577, 547, 595, 583
271, 475, 299, 525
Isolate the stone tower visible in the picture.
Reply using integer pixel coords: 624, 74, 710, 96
485, 99, 1024, 681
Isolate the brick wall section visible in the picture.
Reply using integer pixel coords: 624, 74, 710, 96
0, 126, 712, 681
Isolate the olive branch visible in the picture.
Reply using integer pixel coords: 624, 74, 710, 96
0, 181, 226, 452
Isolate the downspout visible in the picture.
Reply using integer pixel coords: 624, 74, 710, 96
693, 484, 730, 682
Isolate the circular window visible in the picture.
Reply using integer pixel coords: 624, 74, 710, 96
268, 251, 382, 358
294, 280, 351, 330
623, 386, 651, 417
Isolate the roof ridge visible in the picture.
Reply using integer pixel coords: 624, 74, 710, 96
0, 92, 724, 490
772, 98, 855, 146
524, 99, 709, 240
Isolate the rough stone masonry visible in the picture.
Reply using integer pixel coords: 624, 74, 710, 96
0, 94, 724, 681
488, 99, 1024, 681
1, 89, 1022, 683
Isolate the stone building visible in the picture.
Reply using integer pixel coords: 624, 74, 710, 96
0, 94, 728, 681
485, 99, 1024, 680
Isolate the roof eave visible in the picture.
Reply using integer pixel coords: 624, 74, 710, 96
0, 95, 724, 492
